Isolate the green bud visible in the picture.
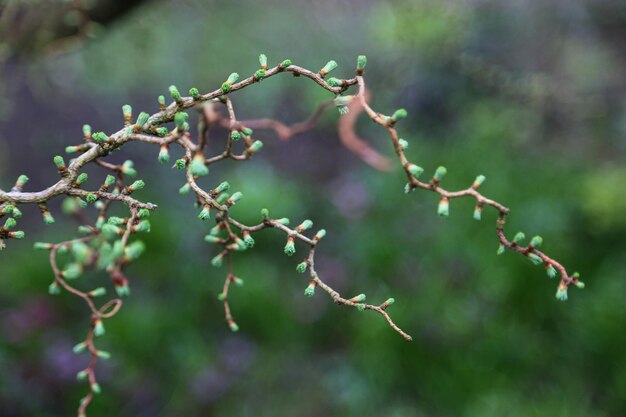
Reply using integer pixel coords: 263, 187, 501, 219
227, 72, 239, 84
2, 204, 14, 214
437, 197, 450, 217
296, 262, 308, 273
11, 207, 22, 218
189, 87, 200, 99
407, 164, 424, 177
136, 111, 150, 127
284, 239, 296, 256
154, 144, 169, 164
94, 319, 105, 336
233, 276, 244, 286
204, 235, 221, 244
351, 293, 366, 303
73, 342, 87, 353
190, 154, 209, 177
63, 263, 83, 279
72, 242, 91, 264
259, 53, 268, 68
86, 193, 97, 203
383, 298, 395, 307
472, 175, 486, 189
327, 77, 343, 87
89, 287, 107, 297
228, 192, 243, 204
216, 192, 230, 204
241, 127, 253, 137
356, 303, 366, 311
314, 229, 326, 240
230, 130, 241, 141
211, 253, 224, 267
9, 230, 24, 239
83, 124, 92, 138
34, 242, 53, 250
356, 55, 367, 71
229, 321, 239, 332
320, 60, 337, 75
101, 224, 121, 239
53, 155, 66, 169
92, 132, 110, 143
391, 108, 408, 122
555, 283, 568, 301
104, 174, 116, 187
129, 179, 145, 192
217, 292, 226, 301
513, 232, 525, 244
138, 209, 150, 218
174, 112, 189, 130
125, 240, 145, 260
121, 160, 136, 177
281, 59, 292, 68
158, 95, 166, 107
261, 208, 270, 219
175, 159, 187, 170
530, 235, 543, 248
249, 140, 263, 153
255, 69, 266, 79
276, 217, 290, 225
221, 82, 231, 93
298, 219, 313, 231
473, 205, 482, 221
15, 175, 27, 189
214, 181, 230, 194
122, 104, 132, 119
155, 127, 169, 137
76, 172, 88, 185
134, 220, 151, 233
76, 370, 88, 381
4, 217, 16, 230
496, 244, 505, 255
96, 350, 111, 359
434, 166, 447, 182
48, 282, 61, 295
169, 85, 181, 102
179, 183, 191, 195
243, 233, 255, 247
546, 265, 557, 278
528, 253, 543, 266
198, 206, 211, 221
398, 138, 409, 150
91, 383, 102, 394
304, 283, 316, 297
575, 281, 585, 289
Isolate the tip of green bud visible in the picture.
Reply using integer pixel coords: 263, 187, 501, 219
391, 108, 408, 122
357, 55, 367, 71
304, 283, 316, 297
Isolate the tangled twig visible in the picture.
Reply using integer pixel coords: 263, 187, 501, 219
0, 54, 583, 416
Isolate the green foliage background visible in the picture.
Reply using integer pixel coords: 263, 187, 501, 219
0, 0, 625, 416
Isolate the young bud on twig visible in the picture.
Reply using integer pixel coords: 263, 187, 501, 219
304, 281, 317, 297
437, 197, 450, 217
555, 282, 568, 301
189, 87, 200, 100
190, 153, 209, 177
169, 85, 182, 103
82, 124, 92, 139
122, 104, 132, 123
284, 237, 296, 256
319, 60, 337, 77
356, 55, 367, 75
472, 175, 486, 190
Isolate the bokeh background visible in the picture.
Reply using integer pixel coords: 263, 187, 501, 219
1, 0, 625, 416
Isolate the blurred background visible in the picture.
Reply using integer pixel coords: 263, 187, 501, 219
0, 0, 625, 416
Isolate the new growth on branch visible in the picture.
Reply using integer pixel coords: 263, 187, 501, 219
0, 54, 583, 417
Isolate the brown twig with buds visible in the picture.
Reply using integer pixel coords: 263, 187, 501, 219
0, 54, 582, 416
